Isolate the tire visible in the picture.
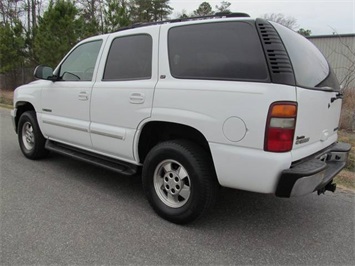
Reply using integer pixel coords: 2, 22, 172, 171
142, 140, 218, 224
18, 111, 48, 160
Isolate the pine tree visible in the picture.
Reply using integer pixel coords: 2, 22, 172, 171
193, 2, 214, 16
33, 0, 85, 67
78, 0, 104, 36
0, 20, 26, 89
104, 0, 131, 33
0, 20, 26, 74
151, 0, 173, 21
131, 0, 173, 23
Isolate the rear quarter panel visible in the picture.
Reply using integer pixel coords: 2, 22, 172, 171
155, 23, 297, 149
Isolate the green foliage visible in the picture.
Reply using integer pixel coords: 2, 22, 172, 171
131, 0, 151, 22
338, 130, 355, 172
0, 20, 26, 73
131, 0, 173, 22
298, 28, 312, 37
179, 12, 189, 19
104, 0, 131, 33
33, 0, 85, 67
78, 0, 103, 36
193, 2, 214, 16
151, 0, 173, 21
82, 17, 101, 37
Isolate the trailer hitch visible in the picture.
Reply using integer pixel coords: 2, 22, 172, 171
317, 181, 337, 195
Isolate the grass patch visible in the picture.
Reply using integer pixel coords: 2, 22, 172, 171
0, 96, 13, 106
336, 130, 354, 191
0, 90, 13, 106
335, 170, 355, 190
338, 130, 355, 172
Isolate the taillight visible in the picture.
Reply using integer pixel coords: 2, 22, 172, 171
264, 102, 297, 152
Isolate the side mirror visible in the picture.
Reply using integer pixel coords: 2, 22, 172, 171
34, 65, 55, 80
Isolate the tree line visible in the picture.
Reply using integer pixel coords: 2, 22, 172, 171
0, 0, 311, 90
0, 0, 175, 75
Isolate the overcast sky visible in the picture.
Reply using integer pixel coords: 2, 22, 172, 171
169, 0, 355, 35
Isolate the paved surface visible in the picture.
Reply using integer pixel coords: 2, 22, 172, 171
1, 107, 354, 265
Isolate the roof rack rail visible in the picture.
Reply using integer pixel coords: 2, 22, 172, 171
115, 12, 250, 33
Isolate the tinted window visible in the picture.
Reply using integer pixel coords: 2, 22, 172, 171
168, 22, 269, 81
59, 40, 102, 81
103, 35, 152, 80
271, 22, 339, 90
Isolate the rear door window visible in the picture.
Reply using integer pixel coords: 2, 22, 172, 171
103, 34, 152, 81
168, 21, 269, 82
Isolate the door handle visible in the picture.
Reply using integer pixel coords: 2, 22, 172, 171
78, 91, 89, 101
130, 93, 145, 104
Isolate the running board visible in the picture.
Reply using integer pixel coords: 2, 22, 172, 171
45, 140, 137, 176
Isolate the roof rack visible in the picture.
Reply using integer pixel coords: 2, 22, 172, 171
115, 12, 250, 33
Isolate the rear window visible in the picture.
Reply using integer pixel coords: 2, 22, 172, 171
168, 21, 269, 82
103, 34, 152, 81
271, 22, 340, 90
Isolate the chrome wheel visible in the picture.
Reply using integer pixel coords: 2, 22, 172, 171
153, 159, 191, 208
21, 122, 35, 151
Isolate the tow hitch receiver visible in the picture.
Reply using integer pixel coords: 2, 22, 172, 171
317, 181, 337, 195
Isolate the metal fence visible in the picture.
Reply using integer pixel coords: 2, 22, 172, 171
308, 34, 355, 89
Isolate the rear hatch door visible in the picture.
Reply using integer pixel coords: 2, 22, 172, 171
294, 87, 342, 159
271, 22, 342, 160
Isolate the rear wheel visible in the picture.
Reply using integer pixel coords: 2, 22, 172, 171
142, 140, 218, 224
18, 111, 48, 160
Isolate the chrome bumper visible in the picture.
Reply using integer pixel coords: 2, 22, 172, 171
276, 142, 351, 197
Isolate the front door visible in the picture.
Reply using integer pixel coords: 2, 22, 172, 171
40, 39, 103, 148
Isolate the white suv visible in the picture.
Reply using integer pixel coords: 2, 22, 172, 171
11, 14, 351, 224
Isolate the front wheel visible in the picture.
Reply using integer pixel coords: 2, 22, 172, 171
18, 111, 48, 160
142, 140, 218, 224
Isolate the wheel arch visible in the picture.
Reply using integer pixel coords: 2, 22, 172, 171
14, 102, 36, 133
137, 121, 213, 164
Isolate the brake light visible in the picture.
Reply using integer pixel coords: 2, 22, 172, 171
264, 102, 297, 152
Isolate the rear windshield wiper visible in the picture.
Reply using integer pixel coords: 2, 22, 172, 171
331, 92, 343, 103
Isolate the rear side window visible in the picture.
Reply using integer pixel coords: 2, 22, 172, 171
271, 22, 340, 90
168, 22, 269, 82
103, 34, 152, 80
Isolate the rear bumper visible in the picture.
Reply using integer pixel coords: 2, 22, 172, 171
276, 142, 351, 197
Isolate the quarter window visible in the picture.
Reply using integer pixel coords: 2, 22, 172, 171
168, 22, 269, 81
271, 22, 339, 90
103, 35, 152, 80
59, 40, 102, 81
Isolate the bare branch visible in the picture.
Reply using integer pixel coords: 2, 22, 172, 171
262, 13, 299, 30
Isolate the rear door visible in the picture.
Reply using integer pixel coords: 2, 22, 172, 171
272, 22, 342, 160
90, 26, 159, 162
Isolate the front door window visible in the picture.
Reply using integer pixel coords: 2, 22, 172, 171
59, 40, 103, 81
